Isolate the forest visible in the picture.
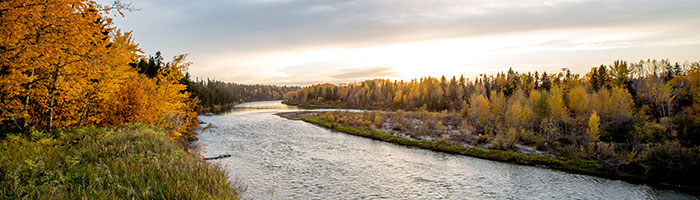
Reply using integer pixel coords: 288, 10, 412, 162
185, 78, 299, 109
131, 52, 299, 110
285, 60, 700, 187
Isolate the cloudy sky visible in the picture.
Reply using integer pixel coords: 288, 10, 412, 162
100, 0, 700, 86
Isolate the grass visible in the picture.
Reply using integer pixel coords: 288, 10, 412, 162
298, 114, 648, 184
0, 124, 238, 199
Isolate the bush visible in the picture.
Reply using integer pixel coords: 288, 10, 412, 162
643, 141, 700, 186
373, 114, 385, 128
392, 121, 402, 131
517, 128, 537, 145
601, 119, 636, 143
490, 133, 507, 150
673, 116, 700, 147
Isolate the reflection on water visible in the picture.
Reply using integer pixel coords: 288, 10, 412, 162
195, 101, 698, 199
203, 102, 295, 115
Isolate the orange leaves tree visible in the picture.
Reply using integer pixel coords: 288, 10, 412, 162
103, 54, 198, 139
0, 0, 196, 138
1, 0, 115, 130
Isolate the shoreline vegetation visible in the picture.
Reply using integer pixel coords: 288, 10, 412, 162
0, 124, 240, 199
277, 111, 698, 191
283, 59, 700, 190
281, 101, 345, 109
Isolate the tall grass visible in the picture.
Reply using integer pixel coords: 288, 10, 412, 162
0, 124, 237, 199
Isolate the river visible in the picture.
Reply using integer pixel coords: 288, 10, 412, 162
195, 100, 697, 199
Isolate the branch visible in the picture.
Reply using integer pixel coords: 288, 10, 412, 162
100, 1, 140, 17
0, 107, 23, 131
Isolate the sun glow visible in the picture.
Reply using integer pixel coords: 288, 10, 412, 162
194, 25, 700, 85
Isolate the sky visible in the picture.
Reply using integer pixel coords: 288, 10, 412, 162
99, 0, 700, 86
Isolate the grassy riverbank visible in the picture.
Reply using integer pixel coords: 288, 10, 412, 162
0, 124, 238, 199
278, 112, 688, 189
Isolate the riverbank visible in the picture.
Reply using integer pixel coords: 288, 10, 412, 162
198, 103, 241, 114
0, 124, 239, 199
199, 100, 304, 114
277, 111, 699, 192
281, 101, 345, 109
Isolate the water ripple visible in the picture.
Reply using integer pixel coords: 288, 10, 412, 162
196, 101, 699, 199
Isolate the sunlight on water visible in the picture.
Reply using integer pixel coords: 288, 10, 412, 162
195, 101, 698, 199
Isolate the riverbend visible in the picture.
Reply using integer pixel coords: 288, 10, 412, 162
195, 101, 697, 199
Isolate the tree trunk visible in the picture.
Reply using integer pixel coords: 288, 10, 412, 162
47, 65, 61, 130
23, 68, 34, 128
48, 98, 54, 129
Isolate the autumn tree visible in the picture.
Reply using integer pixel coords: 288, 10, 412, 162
567, 86, 589, 116
0, 0, 198, 139
546, 84, 568, 122
638, 77, 674, 118
466, 94, 492, 130
588, 111, 600, 141
0, 0, 133, 130
505, 90, 533, 129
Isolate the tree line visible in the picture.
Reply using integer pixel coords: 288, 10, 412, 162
184, 78, 299, 108
286, 60, 700, 185
130, 51, 299, 109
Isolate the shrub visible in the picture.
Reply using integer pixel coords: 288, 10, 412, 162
601, 118, 636, 143
392, 121, 402, 131
505, 128, 518, 147
517, 128, 537, 145
643, 141, 700, 186
673, 116, 700, 147
373, 114, 385, 128
490, 133, 507, 150
437, 121, 447, 131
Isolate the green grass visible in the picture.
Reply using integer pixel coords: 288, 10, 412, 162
0, 124, 237, 199
300, 115, 647, 183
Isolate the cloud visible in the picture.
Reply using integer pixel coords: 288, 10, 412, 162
101, 0, 700, 85
330, 67, 397, 79
110, 0, 700, 55
304, 5, 337, 13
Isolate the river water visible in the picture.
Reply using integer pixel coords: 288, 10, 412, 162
195, 101, 697, 199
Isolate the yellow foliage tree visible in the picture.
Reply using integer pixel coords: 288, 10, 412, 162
489, 90, 506, 120
1, 0, 122, 130
590, 86, 634, 122
505, 90, 533, 128
609, 86, 635, 121
567, 86, 589, 115
468, 94, 492, 127
588, 111, 600, 140
0, 0, 196, 138
547, 85, 568, 122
